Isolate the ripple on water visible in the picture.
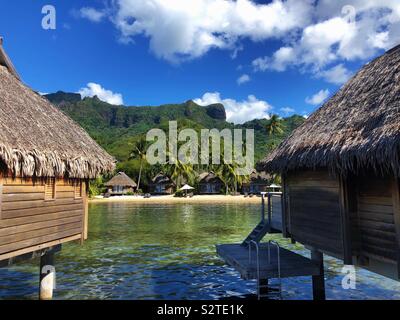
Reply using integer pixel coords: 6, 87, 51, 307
1, 202, 400, 300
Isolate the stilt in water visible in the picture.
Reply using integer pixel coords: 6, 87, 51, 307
311, 250, 326, 300
39, 247, 59, 300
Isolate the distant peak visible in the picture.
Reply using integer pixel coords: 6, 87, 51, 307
44, 91, 82, 105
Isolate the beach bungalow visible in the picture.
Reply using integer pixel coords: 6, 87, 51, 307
150, 173, 175, 194
105, 172, 137, 195
198, 172, 223, 194
242, 170, 270, 194
0, 38, 114, 298
257, 44, 400, 281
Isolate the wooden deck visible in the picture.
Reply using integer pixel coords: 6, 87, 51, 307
216, 243, 320, 280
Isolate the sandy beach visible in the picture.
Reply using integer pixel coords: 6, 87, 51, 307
89, 194, 262, 204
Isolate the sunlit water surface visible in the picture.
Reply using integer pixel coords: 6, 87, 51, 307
1, 202, 400, 300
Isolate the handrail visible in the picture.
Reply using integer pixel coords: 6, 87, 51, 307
267, 240, 282, 300
248, 240, 261, 300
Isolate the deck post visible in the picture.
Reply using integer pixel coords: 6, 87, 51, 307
259, 279, 268, 298
261, 193, 265, 222
311, 250, 325, 300
39, 249, 56, 300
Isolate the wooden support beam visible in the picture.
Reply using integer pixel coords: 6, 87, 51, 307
0, 176, 3, 220
267, 193, 272, 232
39, 246, 60, 300
258, 279, 268, 298
391, 177, 400, 279
281, 174, 290, 238
311, 250, 326, 300
339, 176, 353, 265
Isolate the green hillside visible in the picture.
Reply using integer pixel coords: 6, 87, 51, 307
45, 91, 304, 186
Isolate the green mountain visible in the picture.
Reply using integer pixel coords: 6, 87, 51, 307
45, 91, 304, 167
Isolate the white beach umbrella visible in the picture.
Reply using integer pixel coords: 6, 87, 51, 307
180, 184, 194, 190
180, 184, 195, 196
269, 184, 281, 188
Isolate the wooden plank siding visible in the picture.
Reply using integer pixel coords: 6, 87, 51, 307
286, 170, 344, 257
0, 177, 86, 260
353, 175, 398, 263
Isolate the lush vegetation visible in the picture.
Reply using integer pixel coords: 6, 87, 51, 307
46, 92, 304, 194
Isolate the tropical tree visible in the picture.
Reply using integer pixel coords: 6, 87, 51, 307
266, 114, 284, 136
168, 160, 195, 190
129, 136, 148, 192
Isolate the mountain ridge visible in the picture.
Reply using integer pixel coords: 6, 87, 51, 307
44, 91, 305, 165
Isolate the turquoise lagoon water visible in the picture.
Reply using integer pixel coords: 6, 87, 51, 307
1, 202, 400, 300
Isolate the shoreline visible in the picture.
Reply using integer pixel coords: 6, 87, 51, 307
89, 194, 262, 204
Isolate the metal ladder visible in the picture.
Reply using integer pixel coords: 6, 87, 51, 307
248, 240, 282, 300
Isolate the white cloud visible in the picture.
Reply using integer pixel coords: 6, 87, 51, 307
78, 7, 107, 23
93, 0, 314, 62
280, 107, 295, 115
317, 64, 353, 85
237, 74, 250, 85
78, 83, 124, 105
305, 89, 330, 105
194, 92, 272, 124
252, 1, 400, 82
78, 0, 400, 84
253, 47, 296, 72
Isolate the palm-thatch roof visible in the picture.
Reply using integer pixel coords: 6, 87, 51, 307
247, 170, 271, 184
199, 172, 223, 183
0, 37, 19, 80
105, 172, 137, 187
0, 39, 115, 178
258, 44, 400, 177
152, 173, 174, 185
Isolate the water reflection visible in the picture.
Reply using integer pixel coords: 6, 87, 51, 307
0, 202, 400, 299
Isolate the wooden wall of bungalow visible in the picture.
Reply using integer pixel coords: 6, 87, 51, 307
0, 176, 88, 262
282, 169, 400, 280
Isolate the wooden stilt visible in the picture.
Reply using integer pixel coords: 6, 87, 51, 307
258, 279, 268, 298
311, 250, 326, 300
39, 250, 56, 300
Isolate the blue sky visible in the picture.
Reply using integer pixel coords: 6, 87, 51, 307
0, 0, 399, 123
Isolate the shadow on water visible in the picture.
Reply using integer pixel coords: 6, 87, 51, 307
1, 202, 400, 299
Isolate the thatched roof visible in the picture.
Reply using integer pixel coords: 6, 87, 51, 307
0, 38, 19, 80
0, 40, 115, 178
248, 170, 271, 184
105, 172, 137, 187
152, 173, 174, 185
258, 45, 400, 177
199, 172, 223, 184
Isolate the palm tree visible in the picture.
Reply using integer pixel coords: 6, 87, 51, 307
129, 136, 148, 192
165, 156, 196, 190
266, 114, 284, 136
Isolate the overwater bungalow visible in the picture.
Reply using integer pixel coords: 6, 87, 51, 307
0, 38, 114, 299
198, 172, 223, 194
242, 170, 270, 194
218, 45, 400, 299
150, 173, 175, 194
105, 172, 137, 195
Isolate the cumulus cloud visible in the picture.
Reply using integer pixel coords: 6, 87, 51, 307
237, 74, 250, 85
280, 107, 295, 115
194, 92, 272, 124
81, 0, 313, 62
305, 89, 330, 105
78, 83, 124, 105
78, 1, 400, 83
317, 64, 353, 85
78, 7, 107, 22
252, 1, 400, 82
